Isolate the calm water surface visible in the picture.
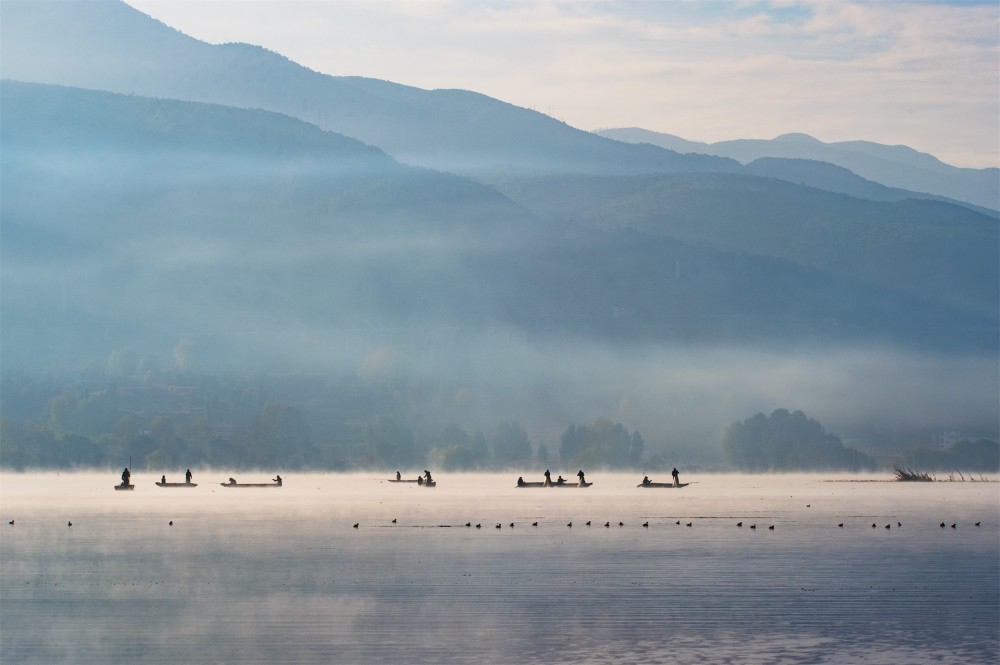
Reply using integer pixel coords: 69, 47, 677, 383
1, 471, 997, 664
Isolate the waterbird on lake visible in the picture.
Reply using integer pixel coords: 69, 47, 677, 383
737, 522, 743, 527
976, 522, 981, 526
619, 522, 624, 527
951, 524, 956, 529
885, 524, 890, 529
353, 523, 358, 529
532, 522, 538, 527
496, 524, 501, 529
675, 520, 680, 525
768, 525, 774, 530
169, 521, 173, 526
872, 524, 877, 528
749, 524, 756, 529
567, 522, 572, 527
643, 522, 649, 528
509, 523, 514, 528
465, 523, 471, 527
68, 521, 72, 527
392, 519, 397, 524
604, 522, 610, 528
838, 523, 844, 528
586, 521, 591, 526
940, 522, 946, 528
8, 520, 12, 525
475, 524, 481, 529
897, 522, 902, 527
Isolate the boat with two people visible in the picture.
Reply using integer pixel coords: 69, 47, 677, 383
637, 468, 689, 488
156, 469, 198, 488
221, 475, 283, 488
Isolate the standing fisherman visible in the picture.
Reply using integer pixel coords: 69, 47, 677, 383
121, 467, 131, 488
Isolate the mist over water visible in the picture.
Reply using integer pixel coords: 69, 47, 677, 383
2, 471, 997, 664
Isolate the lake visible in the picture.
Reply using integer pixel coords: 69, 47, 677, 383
1, 471, 997, 664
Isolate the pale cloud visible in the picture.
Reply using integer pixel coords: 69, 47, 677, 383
127, 0, 998, 167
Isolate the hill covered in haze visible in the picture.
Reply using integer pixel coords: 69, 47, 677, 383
1, 2, 996, 461
0, 0, 735, 178
596, 128, 998, 211
4, 81, 993, 375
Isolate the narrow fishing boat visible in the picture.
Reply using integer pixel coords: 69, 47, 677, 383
637, 482, 689, 488
515, 479, 592, 488
220, 481, 282, 488
220, 475, 283, 488
114, 483, 134, 491
156, 482, 198, 488
516, 470, 592, 488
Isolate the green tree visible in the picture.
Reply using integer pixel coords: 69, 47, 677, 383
559, 418, 646, 468
722, 409, 875, 471
363, 416, 416, 468
490, 421, 532, 467
430, 424, 487, 470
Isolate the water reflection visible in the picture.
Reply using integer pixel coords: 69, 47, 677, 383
2, 472, 997, 663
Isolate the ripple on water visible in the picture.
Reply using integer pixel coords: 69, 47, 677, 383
1, 472, 997, 663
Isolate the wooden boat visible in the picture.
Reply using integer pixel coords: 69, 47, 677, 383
388, 478, 436, 487
156, 482, 198, 488
516, 481, 592, 488
637, 482, 689, 488
114, 484, 134, 491
220, 481, 282, 488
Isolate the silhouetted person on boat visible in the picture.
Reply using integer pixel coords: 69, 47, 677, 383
424, 470, 433, 484
517, 476, 525, 487
642, 476, 651, 486
577, 470, 587, 484
273, 475, 282, 486
556, 475, 566, 485
396, 471, 402, 480
544, 469, 552, 487
121, 467, 131, 487
672, 467, 680, 486
228, 477, 237, 486
185, 469, 193, 484
417, 476, 424, 486
161, 475, 166, 484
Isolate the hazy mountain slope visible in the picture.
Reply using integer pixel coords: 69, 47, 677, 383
596, 128, 998, 211
744, 158, 998, 216
4, 82, 986, 372
0, 0, 736, 177
493, 172, 1000, 321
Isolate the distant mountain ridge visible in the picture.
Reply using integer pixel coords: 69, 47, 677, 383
0, 0, 736, 177
0, 2, 996, 372
595, 128, 998, 211
4, 1, 993, 211
3, 82, 994, 372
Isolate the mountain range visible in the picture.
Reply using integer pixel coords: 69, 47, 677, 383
596, 128, 998, 211
1, 1, 997, 372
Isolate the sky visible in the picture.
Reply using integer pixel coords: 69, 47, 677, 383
123, 0, 999, 168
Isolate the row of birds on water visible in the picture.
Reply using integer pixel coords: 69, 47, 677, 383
3, 517, 984, 529
350, 518, 984, 529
